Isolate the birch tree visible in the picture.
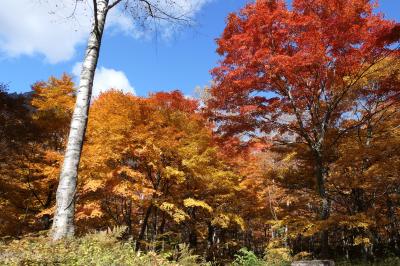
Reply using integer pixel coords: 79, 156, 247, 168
51, 0, 192, 240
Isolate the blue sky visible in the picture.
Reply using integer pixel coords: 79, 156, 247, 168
0, 0, 398, 97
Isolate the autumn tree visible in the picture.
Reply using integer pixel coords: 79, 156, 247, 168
72, 90, 243, 255
30, 74, 76, 229
327, 105, 400, 257
31, 74, 75, 149
0, 84, 36, 236
0, 76, 76, 236
52, 0, 196, 240
206, 0, 399, 257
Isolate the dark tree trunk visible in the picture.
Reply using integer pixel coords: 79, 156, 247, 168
188, 208, 197, 248
315, 153, 331, 258
206, 222, 216, 261
159, 213, 166, 235
123, 199, 133, 238
189, 229, 198, 249
136, 204, 153, 251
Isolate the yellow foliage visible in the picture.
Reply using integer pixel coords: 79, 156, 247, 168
267, 219, 285, 230
159, 202, 189, 224
293, 251, 312, 261
163, 166, 186, 183
76, 202, 104, 220
232, 214, 246, 231
183, 198, 213, 213
338, 214, 373, 230
282, 152, 297, 163
117, 166, 145, 181
212, 213, 245, 231
212, 213, 230, 229
265, 247, 292, 264
354, 236, 371, 247
267, 239, 285, 249
82, 179, 105, 193
112, 181, 136, 197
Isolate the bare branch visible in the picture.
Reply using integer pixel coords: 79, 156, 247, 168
138, 0, 191, 23
66, 0, 80, 19
108, 0, 123, 10
93, 0, 99, 30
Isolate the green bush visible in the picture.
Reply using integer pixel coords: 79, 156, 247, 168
232, 247, 293, 266
232, 248, 265, 266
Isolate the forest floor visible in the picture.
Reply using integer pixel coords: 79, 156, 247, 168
1, 231, 400, 266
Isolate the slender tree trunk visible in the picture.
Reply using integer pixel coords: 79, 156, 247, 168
159, 213, 166, 235
315, 153, 331, 258
156, 213, 166, 252
42, 183, 55, 230
136, 204, 153, 251
51, 0, 109, 240
206, 222, 215, 261
152, 207, 158, 249
188, 208, 197, 248
123, 198, 133, 237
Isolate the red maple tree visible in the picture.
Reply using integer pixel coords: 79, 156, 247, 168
206, 0, 400, 257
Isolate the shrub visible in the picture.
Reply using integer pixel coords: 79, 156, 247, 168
264, 247, 292, 266
232, 248, 264, 266
0, 229, 201, 266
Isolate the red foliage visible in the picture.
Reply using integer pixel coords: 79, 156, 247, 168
207, 0, 397, 140
149, 90, 198, 113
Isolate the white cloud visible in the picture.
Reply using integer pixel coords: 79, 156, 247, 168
72, 62, 136, 97
184, 94, 195, 100
0, 0, 90, 63
0, 0, 213, 63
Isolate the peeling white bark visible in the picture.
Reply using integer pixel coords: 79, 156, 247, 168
51, 0, 109, 240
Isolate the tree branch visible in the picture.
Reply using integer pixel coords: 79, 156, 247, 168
108, 0, 123, 10
93, 0, 99, 31
138, 0, 191, 23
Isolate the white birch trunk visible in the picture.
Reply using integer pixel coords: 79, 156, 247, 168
51, 0, 109, 240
